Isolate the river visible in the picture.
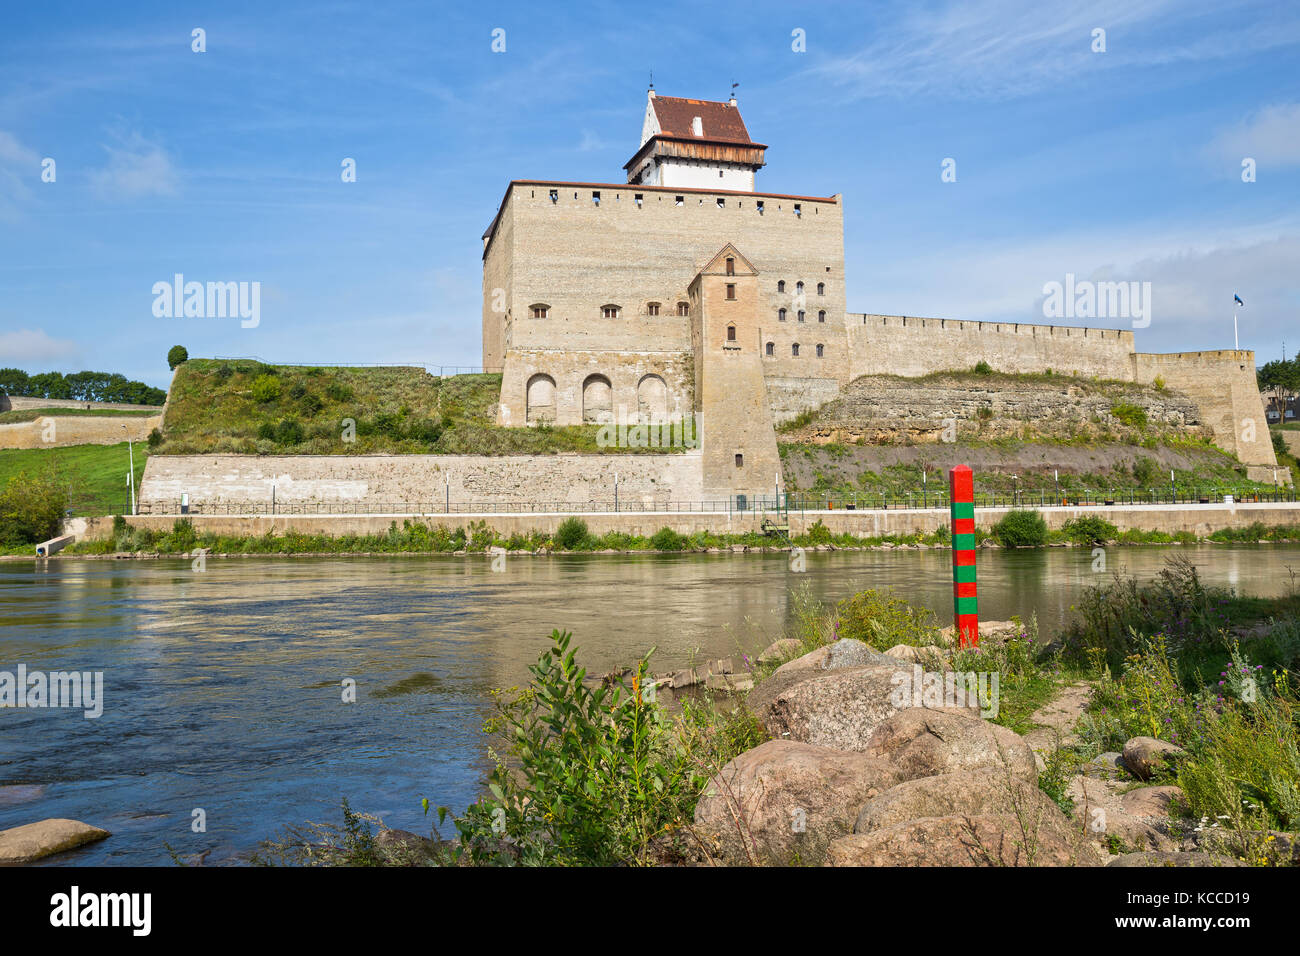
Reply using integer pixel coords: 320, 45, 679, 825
2, 544, 1297, 865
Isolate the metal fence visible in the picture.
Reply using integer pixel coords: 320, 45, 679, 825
133, 487, 1299, 517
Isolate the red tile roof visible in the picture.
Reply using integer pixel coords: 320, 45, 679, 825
650, 95, 752, 144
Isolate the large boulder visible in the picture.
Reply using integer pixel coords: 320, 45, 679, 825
0, 818, 110, 864
746, 641, 898, 723
864, 708, 1038, 781
826, 812, 1104, 867
854, 768, 1055, 834
693, 739, 899, 865
755, 665, 983, 752
1122, 737, 1187, 780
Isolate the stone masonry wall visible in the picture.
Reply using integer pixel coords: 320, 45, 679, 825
139, 453, 705, 510
846, 314, 1135, 381
0, 413, 162, 449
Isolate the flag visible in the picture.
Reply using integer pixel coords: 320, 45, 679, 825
1234, 294, 1244, 306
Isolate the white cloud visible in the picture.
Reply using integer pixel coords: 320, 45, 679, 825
0, 328, 81, 364
0, 130, 40, 221
89, 130, 178, 200
1206, 102, 1300, 175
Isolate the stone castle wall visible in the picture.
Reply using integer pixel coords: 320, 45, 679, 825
1133, 350, 1280, 479
139, 453, 706, 510
0, 413, 162, 449
845, 314, 1136, 381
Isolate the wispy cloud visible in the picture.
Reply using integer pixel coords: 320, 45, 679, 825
88, 130, 179, 200
804, 0, 1296, 102
0, 130, 39, 221
1206, 102, 1300, 177
0, 327, 81, 364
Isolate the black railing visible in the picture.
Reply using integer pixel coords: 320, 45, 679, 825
132, 487, 1299, 517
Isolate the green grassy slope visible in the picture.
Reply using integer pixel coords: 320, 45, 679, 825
155, 360, 681, 455
0, 442, 147, 517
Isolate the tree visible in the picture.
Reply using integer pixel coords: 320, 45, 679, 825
1259, 358, 1300, 415
167, 345, 189, 370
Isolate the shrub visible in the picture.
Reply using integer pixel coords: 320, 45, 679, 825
649, 527, 686, 551
836, 587, 941, 649
1153, 375, 1167, 391
1110, 400, 1147, 429
167, 345, 188, 370
256, 422, 276, 441
1061, 515, 1118, 546
451, 630, 702, 865
992, 509, 1048, 548
147, 427, 163, 449
275, 418, 304, 445
554, 516, 589, 550
1132, 455, 1157, 485
250, 375, 282, 403
0, 469, 68, 546
804, 519, 834, 545
325, 382, 354, 403
973, 360, 993, 375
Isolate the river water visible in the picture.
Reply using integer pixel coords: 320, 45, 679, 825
2, 544, 1298, 865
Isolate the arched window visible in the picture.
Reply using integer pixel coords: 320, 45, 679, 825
582, 375, 612, 424
795, 281, 804, 295
777, 280, 786, 293
529, 304, 550, 319
526, 374, 556, 425
816, 344, 825, 358
797, 310, 805, 323
765, 342, 774, 357
601, 304, 621, 319
778, 308, 787, 322
817, 282, 825, 295
818, 310, 826, 323
791, 343, 800, 357
646, 302, 661, 316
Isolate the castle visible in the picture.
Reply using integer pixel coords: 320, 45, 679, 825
481, 89, 1282, 499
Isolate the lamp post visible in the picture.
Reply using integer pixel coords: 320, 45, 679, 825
122, 425, 136, 515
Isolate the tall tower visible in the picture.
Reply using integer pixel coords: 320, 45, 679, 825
689, 243, 782, 502
624, 89, 767, 192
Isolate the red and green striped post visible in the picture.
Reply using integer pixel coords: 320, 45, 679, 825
949, 464, 979, 648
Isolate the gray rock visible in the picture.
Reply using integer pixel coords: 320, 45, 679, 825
1122, 737, 1187, 780
827, 813, 1104, 867
745, 640, 896, 720
865, 707, 1038, 781
693, 739, 899, 866
757, 638, 803, 666
758, 665, 982, 752
854, 767, 1057, 834
0, 818, 111, 864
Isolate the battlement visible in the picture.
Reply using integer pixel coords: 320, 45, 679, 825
852, 313, 1135, 344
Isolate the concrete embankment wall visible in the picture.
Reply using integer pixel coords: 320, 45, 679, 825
77, 501, 1300, 542
138, 453, 705, 510
0, 413, 162, 449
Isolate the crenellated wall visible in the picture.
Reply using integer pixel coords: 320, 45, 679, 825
845, 314, 1136, 381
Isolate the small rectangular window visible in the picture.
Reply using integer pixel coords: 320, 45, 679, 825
756, 200, 764, 214
735, 453, 744, 468
717, 197, 725, 208
592, 191, 601, 205
634, 194, 643, 207
675, 196, 684, 206
549, 189, 558, 203
727, 325, 736, 341
794, 203, 802, 217
725, 257, 735, 275
726, 284, 736, 300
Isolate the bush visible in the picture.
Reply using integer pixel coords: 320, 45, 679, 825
992, 509, 1048, 548
167, 345, 188, 370
649, 527, 687, 551
250, 375, 282, 403
325, 382, 354, 403
275, 418, 304, 445
1110, 400, 1147, 429
0, 469, 68, 546
1061, 515, 1118, 546
451, 630, 702, 865
554, 516, 589, 550
1132, 455, 1157, 485
836, 588, 941, 649
973, 360, 993, 375
147, 427, 163, 449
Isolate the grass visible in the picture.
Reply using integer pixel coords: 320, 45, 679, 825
0, 407, 160, 424
155, 359, 683, 455
0, 442, 146, 522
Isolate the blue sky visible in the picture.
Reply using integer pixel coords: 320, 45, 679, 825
1, 0, 1298, 389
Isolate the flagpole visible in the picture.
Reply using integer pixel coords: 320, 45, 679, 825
1234, 304, 1239, 350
